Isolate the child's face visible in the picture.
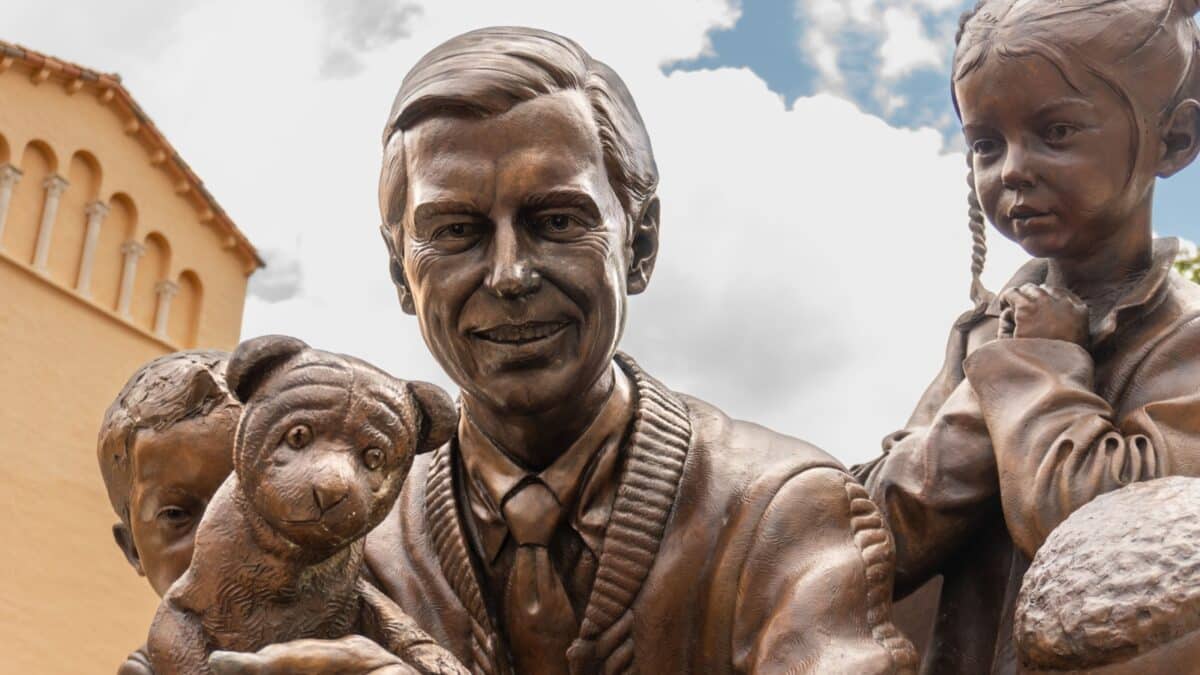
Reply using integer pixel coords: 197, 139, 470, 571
956, 52, 1154, 260
114, 407, 236, 596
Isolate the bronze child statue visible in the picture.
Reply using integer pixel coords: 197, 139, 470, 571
854, 0, 1200, 670
145, 335, 467, 675
97, 350, 240, 675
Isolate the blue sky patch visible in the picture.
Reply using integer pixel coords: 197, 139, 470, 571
666, 0, 1199, 242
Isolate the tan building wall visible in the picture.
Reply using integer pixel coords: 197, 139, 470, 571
0, 43, 260, 674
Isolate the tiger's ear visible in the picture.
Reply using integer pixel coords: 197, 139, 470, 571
407, 381, 456, 454
226, 335, 308, 404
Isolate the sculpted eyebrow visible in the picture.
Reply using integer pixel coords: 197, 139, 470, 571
522, 189, 602, 221
1034, 97, 1094, 117
413, 200, 484, 223
357, 422, 392, 451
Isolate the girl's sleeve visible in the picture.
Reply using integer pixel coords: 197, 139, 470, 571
852, 314, 999, 596
963, 316, 1200, 559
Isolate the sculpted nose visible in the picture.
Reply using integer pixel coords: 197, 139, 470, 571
1001, 144, 1036, 190
485, 224, 540, 298
312, 481, 348, 514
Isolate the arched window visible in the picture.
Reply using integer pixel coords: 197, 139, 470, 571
94, 193, 137, 311
4, 140, 57, 264
171, 270, 203, 348
131, 232, 170, 332
49, 151, 102, 287
0, 132, 17, 243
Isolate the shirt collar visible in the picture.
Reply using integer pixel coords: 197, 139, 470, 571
458, 364, 634, 563
984, 237, 1179, 344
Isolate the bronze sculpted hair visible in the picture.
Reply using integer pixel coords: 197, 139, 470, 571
97, 350, 235, 524
952, 0, 1200, 314
379, 26, 658, 235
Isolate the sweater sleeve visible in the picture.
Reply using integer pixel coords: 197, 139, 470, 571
733, 467, 918, 675
963, 326, 1200, 558
853, 314, 999, 595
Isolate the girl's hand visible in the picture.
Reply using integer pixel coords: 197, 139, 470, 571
998, 283, 1089, 346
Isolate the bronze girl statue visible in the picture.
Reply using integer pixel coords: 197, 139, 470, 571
854, 0, 1200, 671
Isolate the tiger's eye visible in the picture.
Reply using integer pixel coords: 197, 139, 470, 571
285, 424, 312, 449
363, 448, 385, 470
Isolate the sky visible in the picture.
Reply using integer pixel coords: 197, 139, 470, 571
4, 0, 1197, 466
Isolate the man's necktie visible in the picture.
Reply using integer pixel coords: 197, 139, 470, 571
501, 480, 576, 675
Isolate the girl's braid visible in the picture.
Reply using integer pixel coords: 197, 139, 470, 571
958, 0, 995, 317
967, 150, 992, 312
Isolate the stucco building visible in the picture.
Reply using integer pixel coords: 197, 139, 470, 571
0, 40, 261, 673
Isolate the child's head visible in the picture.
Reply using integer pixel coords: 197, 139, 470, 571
97, 350, 239, 596
951, 0, 1200, 306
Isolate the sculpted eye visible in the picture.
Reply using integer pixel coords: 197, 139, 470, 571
429, 221, 484, 254
545, 214, 571, 231
362, 447, 385, 471
156, 506, 192, 529
433, 221, 481, 240
1044, 123, 1078, 144
971, 138, 1000, 157
534, 213, 587, 240
285, 424, 313, 449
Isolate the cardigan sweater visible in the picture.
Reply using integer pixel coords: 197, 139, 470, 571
366, 354, 916, 674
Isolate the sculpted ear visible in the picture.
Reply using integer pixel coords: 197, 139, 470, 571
112, 522, 143, 576
627, 196, 660, 295
407, 381, 457, 454
1159, 99, 1200, 178
380, 224, 416, 315
225, 335, 308, 403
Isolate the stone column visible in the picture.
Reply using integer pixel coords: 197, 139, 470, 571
0, 163, 25, 248
32, 174, 69, 271
75, 200, 110, 296
153, 279, 179, 338
116, 240, 145, 317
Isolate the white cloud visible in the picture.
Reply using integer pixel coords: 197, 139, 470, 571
247, 247, 304, 303
4, 0, 1027, 466
912, 0, 966, 13
805, 29, 846, 89
794, 0, 956, 101
319, 0, 423, 80
879, 7, 943, 78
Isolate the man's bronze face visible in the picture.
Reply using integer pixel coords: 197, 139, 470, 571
391, 91, 636, 414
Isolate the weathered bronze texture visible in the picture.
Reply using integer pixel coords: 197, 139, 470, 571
198, 26, 917, 674
97, 351, 240, 675
1016, 477, 1200, 673
144, 335, 467, 674
853, 0, 1200, 672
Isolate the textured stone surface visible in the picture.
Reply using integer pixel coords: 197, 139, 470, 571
1016, 477, 1200, 670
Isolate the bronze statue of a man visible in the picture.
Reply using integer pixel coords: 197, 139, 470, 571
212, 26, 916, 675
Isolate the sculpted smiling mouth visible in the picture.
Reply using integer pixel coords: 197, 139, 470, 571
1008, 204, 1052, 221
472, 321, 570, 344
1003, 204, 1051, 222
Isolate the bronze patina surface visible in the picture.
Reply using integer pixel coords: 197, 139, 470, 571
145, 335, 465, 675
854, 0, 1200, 672
189, 26, 918, 675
